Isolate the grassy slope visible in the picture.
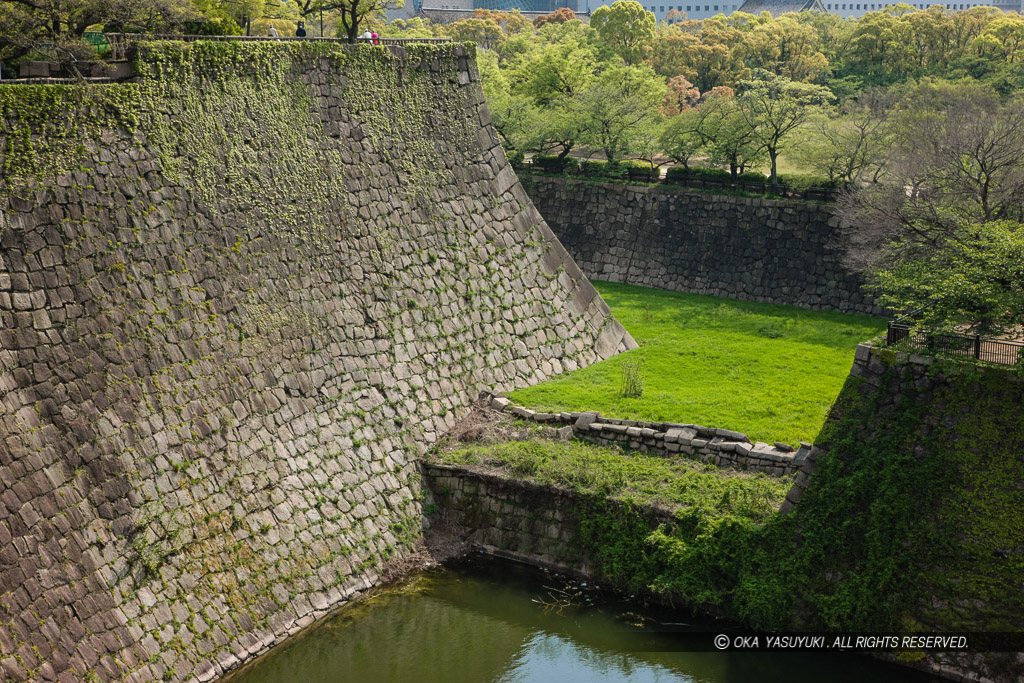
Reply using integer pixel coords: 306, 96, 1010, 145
438, 438, 790, 522
510, 281, 886, 446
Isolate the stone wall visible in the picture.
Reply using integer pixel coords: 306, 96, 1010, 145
0, 41, 633, 682
777, 344, 1024, 682
423, 463, 676, 578
524, 176, 883, 316
487, 395, 807, 476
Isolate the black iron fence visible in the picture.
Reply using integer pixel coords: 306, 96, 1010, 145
661, 174, 840, 202
516, 160, 841, 203
887, 322, 1024, 366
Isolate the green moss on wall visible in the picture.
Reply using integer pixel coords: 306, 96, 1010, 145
565, 358, 1022, 681
0, 83, 141, 179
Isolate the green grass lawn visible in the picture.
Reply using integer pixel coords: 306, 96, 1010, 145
510, 281, 887, 446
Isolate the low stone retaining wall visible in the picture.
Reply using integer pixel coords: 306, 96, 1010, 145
423, 463, 675, 578
487, 395, 808, 476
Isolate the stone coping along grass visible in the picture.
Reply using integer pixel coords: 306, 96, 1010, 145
434, 437, 791, 523
509, 281, 887, 446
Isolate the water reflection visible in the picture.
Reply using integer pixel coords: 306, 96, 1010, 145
224, 555, 940, 683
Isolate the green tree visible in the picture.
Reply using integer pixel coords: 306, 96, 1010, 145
748, 14, 828, 83
650, 18, 749, 91
575, 62, 665, 164
0, 0, 197, 73
974, 14, 1024, 65
589, 0, 655, 65
658, 107, 704, 169
448, 17, 505, 50
508, 31, 597, 105
871, 220, 1024, 337
333, 0, 401, 42
793, 88, 894, 183
840, 80, 1024, 273
698, 90, 765, 177
479, 49, 537, 152
736, 71, 834, 185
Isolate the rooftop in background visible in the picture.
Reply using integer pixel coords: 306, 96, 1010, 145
735, 0, 824, 16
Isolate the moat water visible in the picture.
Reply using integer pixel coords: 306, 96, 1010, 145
224, 554, 939, 683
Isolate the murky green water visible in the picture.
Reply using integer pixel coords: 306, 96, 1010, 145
224, 555, 939, 683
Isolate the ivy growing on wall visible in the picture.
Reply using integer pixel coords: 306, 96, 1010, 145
574, 356, 1024, 679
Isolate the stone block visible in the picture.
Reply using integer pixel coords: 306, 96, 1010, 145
574, 412, 600, 431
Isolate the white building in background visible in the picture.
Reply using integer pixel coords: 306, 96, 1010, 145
816, 0, 1009, 17
395, 0, 1021, 24
639, 0, 1020, 23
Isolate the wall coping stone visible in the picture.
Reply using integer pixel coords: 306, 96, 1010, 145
488, 392, 806, 477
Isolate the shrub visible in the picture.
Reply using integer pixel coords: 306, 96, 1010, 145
666, 165, 691, 178
532, 154, 567, 173
687, 166, 733, 181
579, 160, 633, 179
619, 358, 644, 398
668, 165, 734, 181
736, 171, 769, 183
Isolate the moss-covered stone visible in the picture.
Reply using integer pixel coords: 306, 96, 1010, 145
0, 40, 630, 682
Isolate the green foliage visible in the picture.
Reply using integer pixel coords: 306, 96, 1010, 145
438, 437, 788, 614
510, 280, 886, 445
665, 165, 732, 180
532, 154, 578, 173
736, 361, 1024, 652
664, 165, 692, 178
873, 220, 1024, 336
439, 438, 789, 518
618, 357, 643, 398
736, 72, 835, 184
589, 0, 655, 66
482, 359, 1024, 671
0, 84, 141, 179
735, 170, 768, 183
430, 5, 1024, 180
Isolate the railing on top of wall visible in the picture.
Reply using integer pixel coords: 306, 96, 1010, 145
103, 33, 452, 60
515, 160, 843, 203
886, 322, 1024, 366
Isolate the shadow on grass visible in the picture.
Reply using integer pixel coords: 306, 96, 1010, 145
594, 280, 886, 351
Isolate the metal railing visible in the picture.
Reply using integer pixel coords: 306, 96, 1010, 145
104, 33, 452, 60
662, 174, 840, 202
887, 322, 1024, 366
517, 160, 842, 203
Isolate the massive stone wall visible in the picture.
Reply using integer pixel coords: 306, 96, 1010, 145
777, 345, 1024, 682
0, 41, 633, 682
524, 176, 884, 316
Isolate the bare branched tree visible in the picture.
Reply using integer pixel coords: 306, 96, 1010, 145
838, 81, 1024, 273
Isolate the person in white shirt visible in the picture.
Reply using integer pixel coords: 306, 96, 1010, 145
268, 26, 279, 38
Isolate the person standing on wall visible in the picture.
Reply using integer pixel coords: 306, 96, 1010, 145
296, 21, 307, 37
